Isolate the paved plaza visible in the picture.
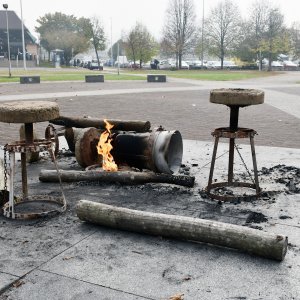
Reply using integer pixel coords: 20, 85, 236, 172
0, 72, 299, 299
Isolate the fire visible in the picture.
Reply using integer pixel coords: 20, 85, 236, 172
96, 119, 118, 171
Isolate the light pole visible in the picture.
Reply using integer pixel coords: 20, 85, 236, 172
20, 0, 26, 70
110, 17, 113, 68
117, 41, 120, 75
201, 0, 205, 69
3, 4, 11, 77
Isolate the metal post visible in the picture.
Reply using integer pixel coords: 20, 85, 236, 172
8, 152, 15, 217
250, 135, 260, 195
207, 135, 219, 192
110, 17, 113, 68
201, 0, 204, 68
20, 0, 27, 70
117, 42, 120, 75
3, 4, 11, 77
228, 106, 239, 183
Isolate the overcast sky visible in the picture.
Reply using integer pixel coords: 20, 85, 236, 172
5, 0, 300, 45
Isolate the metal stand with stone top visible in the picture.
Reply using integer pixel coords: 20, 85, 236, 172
206, 88, 264, 201
0, 101, 66, 219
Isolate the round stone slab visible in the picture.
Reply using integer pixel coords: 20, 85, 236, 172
0, 101, 59, 123
210, 88, 264, 107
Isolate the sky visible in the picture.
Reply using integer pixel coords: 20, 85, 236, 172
5, 0, 300, 46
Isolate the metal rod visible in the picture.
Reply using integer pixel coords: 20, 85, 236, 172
8, 151, 15, 217
21, 153, 28, 198
228, 138, 235, 183
250, 135, 260, 194
207, 136, 219, 191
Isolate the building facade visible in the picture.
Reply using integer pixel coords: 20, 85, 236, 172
0, 10, 38, 61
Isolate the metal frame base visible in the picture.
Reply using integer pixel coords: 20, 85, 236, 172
4, 137, 66, 220
206, 181, 261, 202
206, 127, 261, 202
3, 195, 66, 219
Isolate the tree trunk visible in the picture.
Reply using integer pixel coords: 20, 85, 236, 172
39, 170, 195, 187
76, 201, 288, 261
179, 53, 182, 69
50, 116, 151, 132
268, 45, 272, 71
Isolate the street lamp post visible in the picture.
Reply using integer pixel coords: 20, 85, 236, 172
201, 0, 204, 69
20, 0, 27, 70
3, 4, 11, 77
110, 17, 113, 68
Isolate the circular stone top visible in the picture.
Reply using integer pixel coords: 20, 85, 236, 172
210, 88, 264, 107
0, 101, 60, 123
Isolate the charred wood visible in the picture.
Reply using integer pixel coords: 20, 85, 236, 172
50, 116, 151, 132
39, 170, 195, 187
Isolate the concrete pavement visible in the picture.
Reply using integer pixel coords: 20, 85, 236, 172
0, 72, 299, 299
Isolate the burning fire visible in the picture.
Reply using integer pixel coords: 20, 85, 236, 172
96, 119, 118, 171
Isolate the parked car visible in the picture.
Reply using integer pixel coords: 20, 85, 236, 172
282, 60, 298, 71
128, 61, 140, 69
188, 60, 204, 70
271, 61, 284, 71
142, 61, 152, 69
158, 60, 175, 70
258, 59, 284, 71
223, 61, 239, 70
88, 59, 103, 70
241, 63, 258, 70
114, 61, 129, 68
180, 61, 190, 69
206, 61, 221, 69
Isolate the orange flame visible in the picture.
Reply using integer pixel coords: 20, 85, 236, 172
96, 119, 118, 171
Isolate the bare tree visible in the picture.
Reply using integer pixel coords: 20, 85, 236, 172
82, 17, 106, 69
205, 0, 241, 69
124, 22, 158, 68
290, 22, 300, 60
263, 7, 285, 71
236, 1, 287, 70
162, 0, 197, 68
247, 1, 270, 69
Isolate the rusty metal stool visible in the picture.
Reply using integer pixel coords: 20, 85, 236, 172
206, 88, 264, 201
0, 101, 66, 219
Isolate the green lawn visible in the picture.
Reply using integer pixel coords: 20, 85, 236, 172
0, 67, 279, 82
0, 69, 146, 82
127, 69, 280, 81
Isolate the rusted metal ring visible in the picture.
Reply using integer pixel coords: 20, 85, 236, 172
2, 194, 67, 219
206, 181, 261, 202
212, 127, 257, 139
6, 139, 53, 153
